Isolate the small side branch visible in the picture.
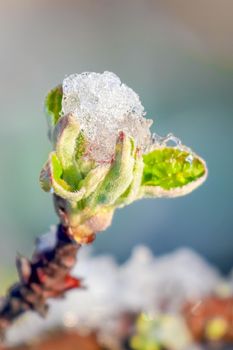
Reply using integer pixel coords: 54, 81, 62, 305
0, 225, 82, 338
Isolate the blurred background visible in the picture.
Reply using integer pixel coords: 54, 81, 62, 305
0, 0, 232, 287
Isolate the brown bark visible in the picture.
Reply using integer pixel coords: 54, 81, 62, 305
0, 225, 83, 339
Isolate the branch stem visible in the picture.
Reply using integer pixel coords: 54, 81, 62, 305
0, 224, 82, 338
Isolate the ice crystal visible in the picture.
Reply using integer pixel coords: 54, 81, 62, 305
62, 71, 152, 162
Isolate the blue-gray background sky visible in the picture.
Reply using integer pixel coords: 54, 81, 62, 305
0, 0, 232, 279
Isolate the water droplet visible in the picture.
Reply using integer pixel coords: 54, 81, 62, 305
152, 132, 182, 148
186, 154, 194, 164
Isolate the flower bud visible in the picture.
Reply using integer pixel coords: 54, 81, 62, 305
40, 72, 207, 243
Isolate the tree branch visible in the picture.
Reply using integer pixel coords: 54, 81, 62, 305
0, 224, 83, 338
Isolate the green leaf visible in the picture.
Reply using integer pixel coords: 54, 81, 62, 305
45, 85, 63, 126
74, 131, 95, 178
53, 114, 82, 189
75, 132, 86, 160
87, 133, 135, 207
40, 152, 85, 202
50, 153, 85, 201
140, 147, 207, 198
115, 151, 144, 207
50, 153, 70, 191
79, 165, 110, 198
